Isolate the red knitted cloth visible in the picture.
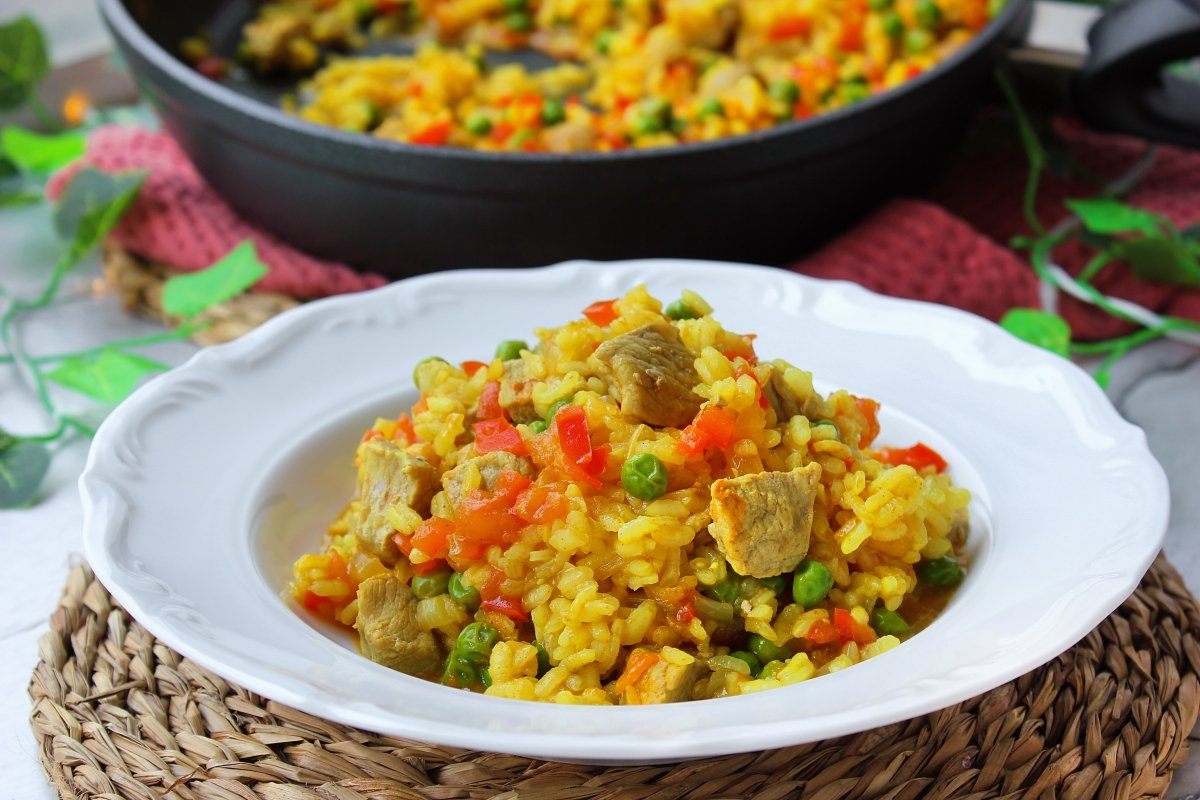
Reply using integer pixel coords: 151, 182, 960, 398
51, 122, 1200, 336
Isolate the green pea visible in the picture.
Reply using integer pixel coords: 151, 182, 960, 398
505, 10, 533, 31
697, 97, 725, 119
533, 640, 552, 676
510, 128, 535, 147
495, 339, 527, 361
881, 10, 904, 38
870, 608, 910, 636
665, 299, 699, 320
411, 569, 451, 599
768, 79, 800, 106
914, 0, 942, 28
729, 650, 761, 676
480, 667, 493, 688
502, 0, 527, 10
792, 560, 834, 607
632, 114, 665, 136
466, 112, 493, 137
448, 572, 481, 611
707, 578, 739, 605
457, 621, 500, 660
441, 650, 480, 687
759, 660, 785, 680
412, 356, 446, 385
987, 0, 1006, 17
634, 96, 672, 135
595, 30, 614, 55
838, 81, 872, 105
917, 556, 963, 586
748, 633, 789, 664
621, 453, 669, 501
760, 574, 786, 596
868, 0, 892, 9
528, 419, 549, 434
905, 27, 933, 53
542, 98, 567, 126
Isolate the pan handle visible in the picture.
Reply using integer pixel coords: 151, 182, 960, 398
1071, 0, 1200, 148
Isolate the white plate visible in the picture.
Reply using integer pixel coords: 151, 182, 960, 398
81, 260, 1168, 764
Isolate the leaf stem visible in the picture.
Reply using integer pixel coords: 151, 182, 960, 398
1076, 251, 1111, 287
13, 253, 76, 312
0, 323, 207, 365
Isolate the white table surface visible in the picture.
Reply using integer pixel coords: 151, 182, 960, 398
2, 2, 1200, 798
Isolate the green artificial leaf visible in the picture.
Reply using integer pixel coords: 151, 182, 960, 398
1182, 223, 1200, 241
161, 240, 269, 318
0, 155, 16, 179
1113, 237, 1200, 287
1, 126, 85, 172
53, 167, 145, 262
999, 308, 1072, 357
1066, 197, 1165, 236
0, 15, 49, 110
0, 188, 41, 207
0, 441, 51, 508
46, 350, 168, 403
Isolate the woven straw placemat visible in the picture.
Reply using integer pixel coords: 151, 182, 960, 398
29, 556, 1200, 800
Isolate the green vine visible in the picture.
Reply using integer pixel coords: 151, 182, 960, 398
996, 71, 1200, 388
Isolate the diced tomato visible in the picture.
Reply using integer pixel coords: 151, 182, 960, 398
677, 405, 737, 457
582, 299, 619, 326
833, 608, 877, 645
768, 14, 811, 41
513, 483, 572, 524
410, 517, 455, 559
453, 469, 530, 549
409, 119, 450, 146
613, 650, 660, 694
838, 18, 864, 51
473, 417, 527, 455
481, 595, 529, 621
395, 413, 417, 443
806, 619, 840, 644
874, 442, 948, 473
853, 396, 881, 448
461, 360, 487, 376
476, 381, 505, 421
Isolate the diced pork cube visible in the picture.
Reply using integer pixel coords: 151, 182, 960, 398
708, 463, 822, 578
355, 575, 442, 676
498, 359, 540, 424
441, 451, 535, 509
618, 648, 702, 704
353, 439, 438, 564
589, 323, 702, 428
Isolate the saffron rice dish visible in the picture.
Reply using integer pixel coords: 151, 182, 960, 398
289, 287, 970, 704
188, 0, 1005, 151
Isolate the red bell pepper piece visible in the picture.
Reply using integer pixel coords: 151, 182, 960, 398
461, 360, 487, 376
677, 406, 737, 456
582, 299, 619, 326
768, 14, 811, 40
833, 608, 877, 645
410, 517, 455, 560
473, 417, 527, 455
409, 119, 450, 146
874, 443, 948, 474
481, 595, 529, 622
554, 405, 608, 486
477, 380, 504, 421
853, 396, 881, 448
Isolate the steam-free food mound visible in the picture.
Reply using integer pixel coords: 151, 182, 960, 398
290, 287, 970, 703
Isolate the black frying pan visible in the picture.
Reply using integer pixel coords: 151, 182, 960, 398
99, 0, 1199, 278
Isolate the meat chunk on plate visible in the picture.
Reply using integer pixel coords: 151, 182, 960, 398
498, 359, 540, 424
708, 463, 822, 578
355, 574, 442, 676
588, 323, 702, 428
441, 451, 535, 509
618, 648, 702, 704
762, 363, 824, 423
353, 439, 438, 565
